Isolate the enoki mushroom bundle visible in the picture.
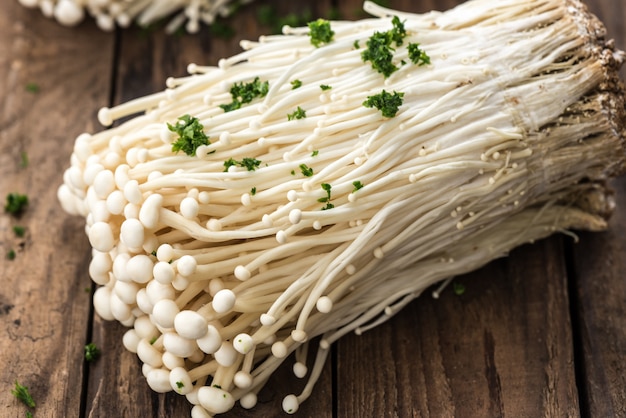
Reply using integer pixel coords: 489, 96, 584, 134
18, 0, 252, 32
58, 0, 625, 415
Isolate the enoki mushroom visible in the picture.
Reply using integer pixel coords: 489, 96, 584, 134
58, 0, 626, 415
18, 0, 253, 32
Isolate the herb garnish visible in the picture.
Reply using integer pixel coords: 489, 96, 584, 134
85, 342, 101, 362
299, 164, 314, 177
352, 181, 364, 192
220, 77, 269, 112
20, 151, 29, 168
287, 107, 307, 121
453, 282, 466, 296
291, 79, 302, 89
13, 225, 26, 237
168, 115, 211, 156
11, 381, 35, 408
308, 19, 334, 47
251, 187, 257, 196
7, 249, 16, 260
320, 84, 332, 91
311, 150, 319, 157
223, 157, 262, 172
408, 43, 431, 66
318, 183, 334, 210
25, 83, 39, 94
363, 90, 405, 118
361, 15, 410, 78
5, 193, 29, 216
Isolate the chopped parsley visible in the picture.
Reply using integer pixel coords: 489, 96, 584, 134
287, 106, 307, 121
176, 381, 185, 389
250, 187, 257, 196
220, 77, 269, 112
453, 282, 466, 296
308, 19, 335, 47
353, 40, 360, 49
408, 42, 430, 66
20, 151, 29, 168
363, 90, 405, 118
320, 84, 332, 91
11, 381, 35, 408
5, 193, 29, 216
7, 249, 16, 260
149, 336, 158, 345
352, 181, 364, 192
299, 164, 314, 177
389, 16, 407, 46
361, 15, 409, 78
290, 170, 296, 175
311, 150, 319, 157
168, 115, 211, 156
318, 183, 334, 210
291, 79, 302, 89
85, 342, 101, 362
13, 225, 26, 237
223, 157, 262, 172
25, 83, 39, 94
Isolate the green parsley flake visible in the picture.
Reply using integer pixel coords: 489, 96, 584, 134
352, 181, 364, 192
320, 84, 332, 91
25, 83, 39, 93
7, 249, 16, 260
318, 183, 334, 210
287, 106, 307, 121
20, 151, 29, 168
453, 282, 466, 296
390, 16, 407, 46
311, 150, 319, 157
251, 187, 257, 196
85, 342, 101, 362
223, 157, 262, 172
361, 31, 397, 78
13, 225, 26, 237
408, 42, 431, 66
149, 336, 158, 345
308, 19, 334, 47
5, 193, 29, 216
361, 15, 409, 78
353, 40, 360, 49
363, 90, 405, 118
291, 79, 303, 89
176, 381, 185, 389
168, 115, 210, 156
220, 77, 269, 112
11, 381, 35, 408
299, 164, 314, 177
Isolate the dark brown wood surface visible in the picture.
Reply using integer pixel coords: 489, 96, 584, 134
0, 0, 624, 417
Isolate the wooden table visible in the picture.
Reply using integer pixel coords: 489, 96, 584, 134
1, 0, 625, 416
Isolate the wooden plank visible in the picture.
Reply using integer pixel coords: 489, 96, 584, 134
567, 1, 626, 416
0, 3, 114, 418
337, 238, 579, 417
570, 181, 626, 417
84, 1, 335, 417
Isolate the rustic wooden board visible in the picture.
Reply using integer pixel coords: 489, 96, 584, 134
0, 3, 113, 418
1, 0, 625, 417
337, 238, 580, 418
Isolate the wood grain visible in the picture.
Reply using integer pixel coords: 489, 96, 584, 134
1, 0, 625, 417
336, 238, 579, 418
0, 3, 113, 417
